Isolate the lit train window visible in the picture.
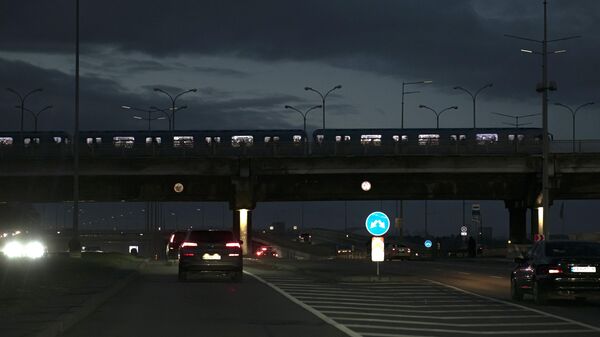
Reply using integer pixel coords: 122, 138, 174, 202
335, 135, 342, 142
173, 136, 194, 148
293, 135, 302, 143
264, 136, 271, 143
0, 137, 13, 146
146, 137, 152, 145
476, 133, 498, 145
231, 135, 253, 147
344, 135, 351, 142
273, 136, 280, 143
155, 137, 162, 144
24, 138, 31, 146
214, 137, 221, 144
402, 135, 408, 143
418, 134, 440, 146
450, 135, 457, 141
460, 135, 466, 141
53, 137, 63, 144
518, 134, 525, 141
316, 135, 324, 144
86, 138, 94, 145
205, 137, 212, 144
96, 137, 102, 144
392, 135, 400, 142
113, 136, 135, 148
361, 134, 382, 145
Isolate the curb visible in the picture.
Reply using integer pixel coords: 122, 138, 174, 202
32, 262, 146, 337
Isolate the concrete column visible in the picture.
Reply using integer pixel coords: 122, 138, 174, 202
232, 209, 252, 255
530, 207, 539, 242
505, 201, 527, 243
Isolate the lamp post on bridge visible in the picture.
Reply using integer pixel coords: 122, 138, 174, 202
453, 83, 493, 129
401, 80, 432, 129
418, 105, 458, 129
304, 85, 342, 130
6, 88, 43, 134
554, 102, 594, 152
284, 104, 322, 134
153, 88, 197, 130
122, 105, 167, 130
19, 105, 53, 132
492, 112, 540, 129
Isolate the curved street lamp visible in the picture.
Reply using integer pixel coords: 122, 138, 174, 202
492, 112, 540, 129
418, 104, 458, 129
554, 102, 594, 152
304, 85, 342, 130
6, 87, 43, 133
20, 105, 53, 132
453, 83, 493, 128
153, 88, 197, 130
284, 104, 322, 134
123, 105, 172, 130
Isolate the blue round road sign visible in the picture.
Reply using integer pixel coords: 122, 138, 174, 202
424, 240, 433, 248
365, 212, 390, 236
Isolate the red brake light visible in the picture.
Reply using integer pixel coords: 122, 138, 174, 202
181, 242, 197, 248
256, 251, 263, 256
226, 242, 241, 248
549, 267, 563, 274
261, 247, 267, 251
182, 253, 195, 257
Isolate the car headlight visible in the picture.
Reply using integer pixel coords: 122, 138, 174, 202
25, 241, 46, 259
2, 240, 46, 259
3, 241, 24, 258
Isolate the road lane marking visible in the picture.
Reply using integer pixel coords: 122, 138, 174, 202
244, 271, 361, 337
345, 324, 594, 335
295, 295, 487, 304
425, 279, 600, 333
300, 300, 503, 308
320, 311, 544, 320
312, 305, 529, 313
333, 317, 573, 328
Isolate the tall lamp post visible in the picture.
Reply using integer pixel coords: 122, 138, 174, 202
284, 104, 322, 134
6, 88, 43, 133
554, 102, 594, 152
505, 0, 580, 238
122, 105, 168, 130
153, 88, 197, 130
418, 105, 458, 129
492, 112, 540, 129
401, 80, 432, 129
453, 83, 493, 128
20, 105, 53, 132
304, 85, 342, 129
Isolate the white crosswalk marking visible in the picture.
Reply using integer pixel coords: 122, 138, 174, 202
248, 272, 600, 337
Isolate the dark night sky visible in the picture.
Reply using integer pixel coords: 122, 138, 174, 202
1, 1, 600, 237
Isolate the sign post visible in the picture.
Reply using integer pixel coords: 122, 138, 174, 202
366, 211, 390, 278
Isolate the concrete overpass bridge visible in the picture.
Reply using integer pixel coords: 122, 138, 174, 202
1, 143, 600, 248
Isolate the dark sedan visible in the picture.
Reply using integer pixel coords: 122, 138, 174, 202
511, 240, 600, 304
178, 230, 243, 282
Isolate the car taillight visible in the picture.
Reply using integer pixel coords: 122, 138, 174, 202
261, 247, 267, 251
182, 253, 195, 257
226, 242, 241, 248
181, 242, 197, 248
549, 267, 563, 274
539, 265, 563, 275
256, 251, 263, 256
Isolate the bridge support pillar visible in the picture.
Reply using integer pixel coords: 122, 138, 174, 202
505, 201, 527, 244
232, 209, 252, 256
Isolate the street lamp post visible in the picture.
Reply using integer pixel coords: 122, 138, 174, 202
153, 88, 197, 130
401, 80, 432, 129
492, 112, 541, 129
6, 88, 43, 133
505, 0, 580, 238
554, 102, 594, 152
20, 105, 53, 132
304, 85, 342, 130
453, 83, 493, 128
284, 104, 322, 134
122, 105, 167, 130
418, 105, 458, 129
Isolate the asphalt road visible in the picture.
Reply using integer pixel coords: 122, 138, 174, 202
61, 258, 600, 337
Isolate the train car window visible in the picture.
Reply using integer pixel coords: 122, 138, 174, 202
113, 136, 135, 148
155, 137, 162, 144
361, 134, 382, 145
214, 137, 221, 144
460, 135, 466, 141
418, 134, 440, 146
33, 138, 40, 144
534, 136, 541, 143
273, 136, 280, 143
335, 135, 342, 142
205, 137, 212, 144
264, 136, 271, 143
508, 134, 516, 142
316, 134, 324, 144
293, 135, 302, 143
23, 138, 31, 146
476, 133, 498, 145
344, 135, 351, 142
392, 135, 400, 142
231, 135, 253, 147
518, 134, 525, 141
53, 137, 63, 144
401, 135, 408, 143
0, 137, 13, 146
95, 137, 102, 144
86, 138, 94, 145
173, 136, 194, 148
146, 137, 153, 145
450, 135, 457, 141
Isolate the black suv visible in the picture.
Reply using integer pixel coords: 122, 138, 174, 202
511, 240, 600, 304
178, 230, 243, 282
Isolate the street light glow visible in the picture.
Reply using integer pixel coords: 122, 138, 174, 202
520, 49, 534, 53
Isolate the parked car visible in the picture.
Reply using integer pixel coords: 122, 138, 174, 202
166, 230, 187, 260
298, 232, 312, 244
511, 240, 600, 304
385, 243, 412, 261
255, 246, 278, 258
178, 230, 243, 282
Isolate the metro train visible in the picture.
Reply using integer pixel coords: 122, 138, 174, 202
0, 127, 544, 157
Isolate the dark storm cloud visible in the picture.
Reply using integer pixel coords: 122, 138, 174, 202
1, 1, 599, 101
0, 59, 302, 131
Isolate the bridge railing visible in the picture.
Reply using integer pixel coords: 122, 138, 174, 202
549, 140, 600, 153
